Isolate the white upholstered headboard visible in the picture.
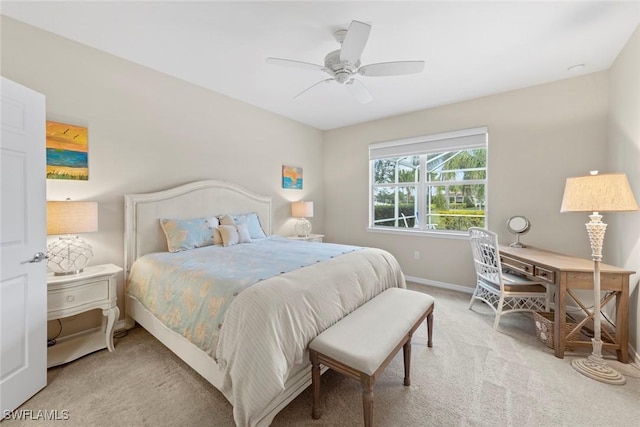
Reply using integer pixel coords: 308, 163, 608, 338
124, 180, 272, 276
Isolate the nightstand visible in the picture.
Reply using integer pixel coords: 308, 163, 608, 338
287, 234, 324, 243
47, 263, 122, 367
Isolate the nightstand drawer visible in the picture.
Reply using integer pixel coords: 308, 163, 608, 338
286, 234, 324, 243
48, 280, 109, 312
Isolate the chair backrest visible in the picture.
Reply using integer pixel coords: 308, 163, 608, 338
468, 227, 503, 288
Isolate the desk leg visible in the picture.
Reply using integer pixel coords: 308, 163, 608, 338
616, 279, 629, 363
554, 274, 567, 358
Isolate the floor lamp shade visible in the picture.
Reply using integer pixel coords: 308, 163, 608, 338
560, 171, 638, 385
291, 201, 313, 237
560, 173, 638, 213
47, 201, 98, 275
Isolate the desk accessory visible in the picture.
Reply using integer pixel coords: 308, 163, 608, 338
506, 215, 530, 247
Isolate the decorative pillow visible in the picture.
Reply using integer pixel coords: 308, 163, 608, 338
205, 216, 223, 245
236, 223, 252, 243
219, 212, 267, 239
219, 224, 239, 247
234, 212, 267, 239
219, 214, 235, 226
160, 218, 215, 252
219, 223, 252, 247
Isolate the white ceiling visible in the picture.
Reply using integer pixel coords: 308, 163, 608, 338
2, 1, 639, 130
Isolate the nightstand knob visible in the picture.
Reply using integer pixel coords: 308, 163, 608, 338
66, 295, 75, 303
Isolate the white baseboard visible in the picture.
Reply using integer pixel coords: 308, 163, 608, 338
405, 275, 474, 294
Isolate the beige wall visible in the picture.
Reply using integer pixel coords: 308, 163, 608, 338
3, 16, 638, 359
608, 25, 640, 353
1, 17, 324, 336
324, 73, 609, 287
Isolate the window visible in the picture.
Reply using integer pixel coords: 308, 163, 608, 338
369, 127, 487, 234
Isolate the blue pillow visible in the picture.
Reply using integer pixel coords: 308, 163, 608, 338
160, 218, 217, 252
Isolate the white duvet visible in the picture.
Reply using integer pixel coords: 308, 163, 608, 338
216, 247, 405, 426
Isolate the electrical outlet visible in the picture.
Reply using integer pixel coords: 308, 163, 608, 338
414, 251, 420, 260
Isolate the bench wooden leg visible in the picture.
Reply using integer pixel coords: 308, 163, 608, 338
361, 376, 374, 427
427, 312, 433, 348
310, 351, 322, 420
403, 339, 411, 386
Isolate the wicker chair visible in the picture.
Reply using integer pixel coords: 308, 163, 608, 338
468, 227, 550, 329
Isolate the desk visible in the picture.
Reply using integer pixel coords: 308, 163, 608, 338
499, 246, 634, 363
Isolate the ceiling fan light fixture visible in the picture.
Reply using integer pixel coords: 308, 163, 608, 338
335, 71, 351, 84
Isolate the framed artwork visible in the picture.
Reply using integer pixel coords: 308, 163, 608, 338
46, 120, 88, 180
282, 165, 303, 189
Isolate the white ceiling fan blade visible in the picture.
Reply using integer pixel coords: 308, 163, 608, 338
346, 79, 373, 104
358, 61, 425, 77
294, 78, 334, 99
266, 57, 328, 73
340, 20, 371, 65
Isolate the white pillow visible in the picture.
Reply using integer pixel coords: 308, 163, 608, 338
236, 223, 252, 243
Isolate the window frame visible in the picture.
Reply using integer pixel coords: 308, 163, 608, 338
368, 127, 488, 237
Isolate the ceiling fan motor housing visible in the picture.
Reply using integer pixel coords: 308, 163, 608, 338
266, 20, 424, 102
324, 50, 359, 83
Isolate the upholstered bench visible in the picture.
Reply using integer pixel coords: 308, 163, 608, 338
309, 287, 434, 426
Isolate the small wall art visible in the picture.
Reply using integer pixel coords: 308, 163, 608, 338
46, 120, 89, 180
282, 165, 303, 189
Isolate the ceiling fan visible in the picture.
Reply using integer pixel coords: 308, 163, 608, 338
266, 20, 425, 104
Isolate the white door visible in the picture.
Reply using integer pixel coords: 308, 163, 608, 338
0, 77, 47, 414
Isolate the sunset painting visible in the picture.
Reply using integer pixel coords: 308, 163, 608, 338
282, 165, 303, 189
46, 120, 88, 180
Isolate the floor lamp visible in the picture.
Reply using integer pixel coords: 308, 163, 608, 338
560, 171, 638, 385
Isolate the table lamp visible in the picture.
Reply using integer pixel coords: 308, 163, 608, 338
560, 171, 638, 385
291, 201, 314, 237
47, 200, 98, 275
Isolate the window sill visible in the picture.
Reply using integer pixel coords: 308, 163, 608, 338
366, 227, 468, 240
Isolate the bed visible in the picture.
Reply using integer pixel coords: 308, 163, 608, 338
123, 180, 405, 426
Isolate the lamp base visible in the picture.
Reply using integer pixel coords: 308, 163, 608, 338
572, 351, 626, 385
47, 235, 93, 276
294, 217, 312, 238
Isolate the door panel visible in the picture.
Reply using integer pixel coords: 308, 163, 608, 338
0, 77, 47, 414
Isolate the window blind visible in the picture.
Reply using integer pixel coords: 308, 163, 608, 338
369, 126, 488, 160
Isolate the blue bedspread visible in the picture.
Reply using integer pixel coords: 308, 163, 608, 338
127, 236, 362, 358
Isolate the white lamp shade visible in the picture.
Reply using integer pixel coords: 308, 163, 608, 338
560, 173, 638, 213
47, 201, 98, 235
291, 201, 314, 218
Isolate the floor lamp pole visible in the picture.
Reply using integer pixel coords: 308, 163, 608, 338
571, 213, 625, 385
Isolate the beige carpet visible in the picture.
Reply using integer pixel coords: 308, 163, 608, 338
6, 284, 640, 426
